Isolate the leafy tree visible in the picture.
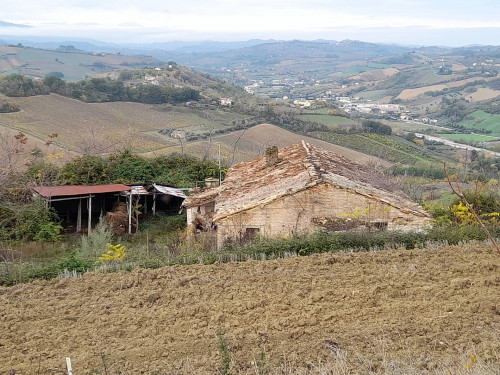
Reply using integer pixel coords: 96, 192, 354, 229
107, 150, 155, 183
60, 155, 110, 185
362, 120, 392, 135
0, 74, 49, 97
0, 74, 199, 105
0, 101, 20, 113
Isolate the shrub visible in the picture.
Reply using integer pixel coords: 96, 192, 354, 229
78, 219, 114, 259
0, 201, 62, 242
33, 222, 63, 242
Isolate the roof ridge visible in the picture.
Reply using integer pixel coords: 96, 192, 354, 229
301, 140, 320, 181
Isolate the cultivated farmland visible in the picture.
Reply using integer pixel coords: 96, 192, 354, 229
1, 244, 499, 374
0, 94, 248, 155
203, 123, 389, 165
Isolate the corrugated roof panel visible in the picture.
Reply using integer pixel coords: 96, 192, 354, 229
128, 186, 149, 195
153, 184, 187, 199
32, 184, 132, 198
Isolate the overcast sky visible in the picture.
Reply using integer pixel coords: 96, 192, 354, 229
1, 0, 500, 46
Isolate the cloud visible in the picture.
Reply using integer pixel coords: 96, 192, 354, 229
0, 0, 499, 45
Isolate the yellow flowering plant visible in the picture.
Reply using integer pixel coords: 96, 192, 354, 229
99, 243, 126, 261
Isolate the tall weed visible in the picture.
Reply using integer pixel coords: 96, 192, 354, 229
78, 219, 114, 259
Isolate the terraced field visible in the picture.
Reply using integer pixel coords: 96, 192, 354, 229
313, 132, 440, 165
153, 123, 389, 166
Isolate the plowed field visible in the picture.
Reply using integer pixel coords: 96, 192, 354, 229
1, 244, 499, 374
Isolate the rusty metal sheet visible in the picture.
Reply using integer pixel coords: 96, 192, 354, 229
32, 184, 132, 198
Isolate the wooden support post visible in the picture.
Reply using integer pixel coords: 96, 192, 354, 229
88, 196, 92, 234
77, 198, 82, 233
128, 194, 132, 234
153, 193, 157, 216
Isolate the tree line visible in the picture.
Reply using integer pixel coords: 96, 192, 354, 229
0, 74, 200, 104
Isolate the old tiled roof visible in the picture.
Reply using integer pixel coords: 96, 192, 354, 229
182, 186, 220, 208
212, 141, 429, 221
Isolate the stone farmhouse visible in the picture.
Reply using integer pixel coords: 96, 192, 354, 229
182, 141, 430, 247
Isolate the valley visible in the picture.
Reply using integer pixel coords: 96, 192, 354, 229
1, 36, 500, 375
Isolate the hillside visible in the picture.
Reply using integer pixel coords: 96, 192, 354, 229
182, 123, 390, 166
0, 94, 389, 168
1, 244, 499, 374
0, 45, 161, 81
0, 94, 246, 156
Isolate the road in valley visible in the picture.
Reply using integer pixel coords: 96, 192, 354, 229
415, 132, 500, 157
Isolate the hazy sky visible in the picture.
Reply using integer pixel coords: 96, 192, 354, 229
1, 0, 500, 45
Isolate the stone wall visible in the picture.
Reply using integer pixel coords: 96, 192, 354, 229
216, 183, 430, 247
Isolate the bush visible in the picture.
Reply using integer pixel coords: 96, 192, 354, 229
0, 101, 20, 113
362, 120, 392, 135
0, 201, 62, 242
0, 254, 94, 286
78, 219, 114, 259
61, 155, 110, 184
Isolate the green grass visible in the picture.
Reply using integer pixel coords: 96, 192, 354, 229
439, 133, 499, 142
15, 48, 104, 81
359, 89, 390, 100
458, 110, 500, 136
327, 63, 392, 78
389, 121, 440, 133
299, 114, 359, 128
5, 47, 158, 81
3, 222, 498, 286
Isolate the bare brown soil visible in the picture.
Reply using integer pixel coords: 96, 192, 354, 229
1, 244, 499, 374
466, 88, 500, 102
350, 68, 399, 82
397, 77, 498, 100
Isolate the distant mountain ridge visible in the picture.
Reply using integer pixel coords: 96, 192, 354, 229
0, 20, 31, 28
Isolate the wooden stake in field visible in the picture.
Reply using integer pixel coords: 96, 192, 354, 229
65, 357, 73, 375
444, 162, 500, 255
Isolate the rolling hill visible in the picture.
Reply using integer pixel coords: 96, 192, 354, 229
0, 93, 387, 169
180, 123, 390, 166
0, 45, 161, 81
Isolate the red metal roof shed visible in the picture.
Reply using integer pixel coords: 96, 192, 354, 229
32, 184, 132, 198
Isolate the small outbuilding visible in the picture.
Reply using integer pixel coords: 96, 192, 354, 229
32, 183, 186, 234
182, 141, 431, 247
